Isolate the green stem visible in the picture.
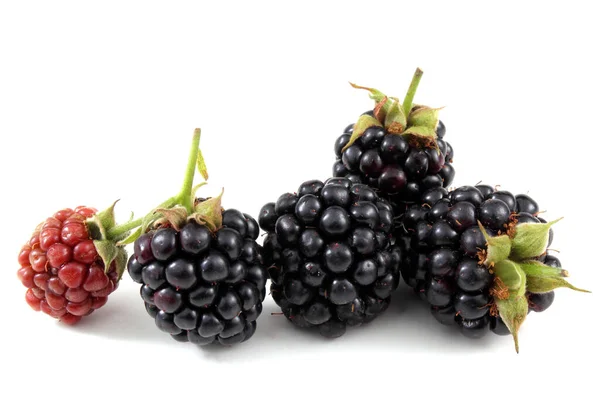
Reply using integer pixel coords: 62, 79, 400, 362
101, 129, 204, 245
106, 217, 143, 240
175, 128, 201, 213
402, 68, 423, 117
135, 196, 178, 228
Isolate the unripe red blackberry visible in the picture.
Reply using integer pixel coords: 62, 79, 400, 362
17, 205, 141, 324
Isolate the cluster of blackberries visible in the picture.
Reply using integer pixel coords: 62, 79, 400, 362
19, 73, 580, 353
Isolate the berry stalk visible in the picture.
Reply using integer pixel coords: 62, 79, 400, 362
176, 128, 202, 213
126, 128, 266, 347
105, 217, 143, 240
402, 67, 423, 117
119, 128, 220, 245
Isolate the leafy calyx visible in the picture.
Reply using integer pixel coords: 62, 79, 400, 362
344, 68, 442, 151
479, 218, 590, 352
85, 201, 142, 280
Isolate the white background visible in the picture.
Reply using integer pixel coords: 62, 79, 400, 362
1, 1, 598, 399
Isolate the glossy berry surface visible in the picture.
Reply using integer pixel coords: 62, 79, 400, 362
333, 118, 454, 206
128, 210, 266, 347
17, 206, 118, 324
260, 178, 401, 338
397, 185, 557, 338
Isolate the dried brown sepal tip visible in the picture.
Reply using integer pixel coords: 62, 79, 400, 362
384, 101, 407, 134
373, 96, 389, 123
488, 302, 499, 317
476, 249, 487, 266
153, 206, 189, 230
505, 213, 523, 238
490, 276, 510, 300
149, 191, 225, 234
349, 82, 386, 103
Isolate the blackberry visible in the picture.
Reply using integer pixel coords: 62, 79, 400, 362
397, 185, 588, 351
126, 129, 267, 346
260, 177, 401, 338
333, 68, 454, 208
130, 214, 265, 346
17, 205, 142, 325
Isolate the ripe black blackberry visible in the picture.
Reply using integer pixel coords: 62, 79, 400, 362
126, 130, 267, 346
333, 68, 455, 208
259, 177, 401, 338
397, 184, 588, 351
128, 208, 266, 346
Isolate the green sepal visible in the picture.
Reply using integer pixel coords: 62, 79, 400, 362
95, 200, 118, 232
510, 218, 562, 260
138, 197, 177, 234
372, 95, 390, 123
154, 206, 189, 230
519, 259, 568, 279
402, 125, 438, 147
493, 260, 528, 352
342, 114, 383, 151
114, 247, 129, 280
407, 106, 440, 131
191, 182, 208, 200
494, 259, 527, 295
384, 101, 407, 134
197, 152, 208, 181
93, 240, 120, 274
495, 293, 528, 353
349, 82, 387, 104
195, 128, 209, 181
478, 221, 511, 266
527, 275, 590, 294
192, 188, 224, 232
85, 200, 121, 241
